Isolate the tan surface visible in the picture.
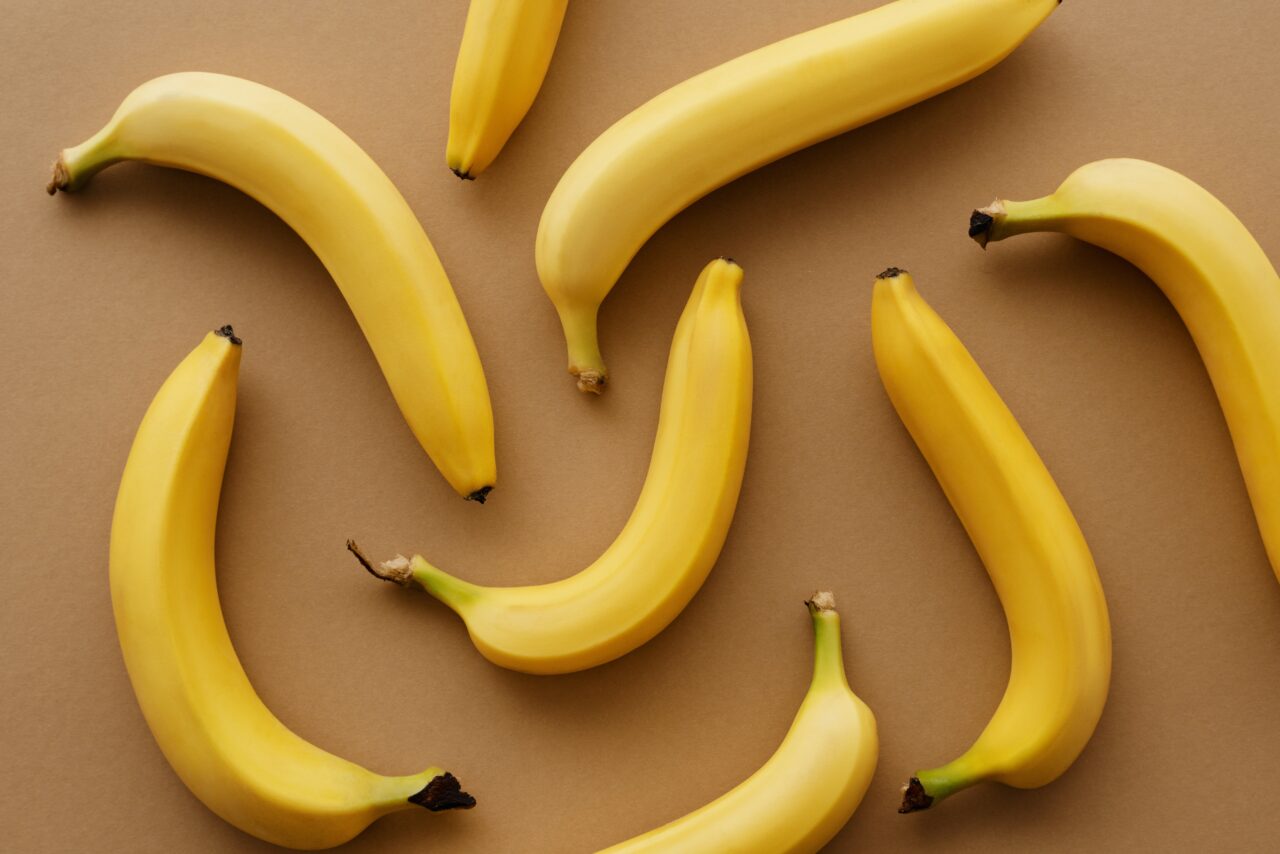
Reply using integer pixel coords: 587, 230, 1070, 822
2, 1, 1279, 851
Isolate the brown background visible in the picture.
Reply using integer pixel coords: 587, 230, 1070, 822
3, 1, 1279, 851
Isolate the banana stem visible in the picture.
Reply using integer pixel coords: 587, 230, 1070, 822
410, 555, 481, 612
807, 592, 851, 693
899, 758, 986, 813
556, 303, 607, 394
348, 541, 479, 613
348, 540, 411, 585
968, 198, 1061, 248
47, 128, 120, 194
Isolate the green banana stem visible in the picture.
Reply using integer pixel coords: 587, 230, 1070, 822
555, 302, 607, 394
968, 198, 1061, 248
807, 593, 851, 693
900, 757, 988, 813
347, 540, 479, 613
48, 128, 120, 194
409, 555, 481, 612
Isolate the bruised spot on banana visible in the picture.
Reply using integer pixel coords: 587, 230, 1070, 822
110, 328, 474, 849
50, 72, 497, 502
354, 258, 752, 675
538, 0, 1063, 393
597, 593, 878, 854
971, 157, 1280, 588
446, 0, 569, 180
872, 271, 1111, 812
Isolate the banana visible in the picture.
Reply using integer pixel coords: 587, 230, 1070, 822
537, 0, 1061, 393
871, 271, 1111, 813
447, 0, 569, 179
110, 328, 474, 850
597, 592, 877, 853
971, 157, 1280, 586
50, 72, 496, 501
355, 258, 751, 674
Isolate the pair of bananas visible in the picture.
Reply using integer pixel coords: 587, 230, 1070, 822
53, 0, 1280, 850
887, 156, 1280, 808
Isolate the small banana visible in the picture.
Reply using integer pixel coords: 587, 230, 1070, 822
871, 270, 1111, 812
447, 0, 569, 179
356, 258, 751, 674
50, 72, 496, 501
971, 158, 1280, 586
110, 328, 474, 850
537, 0, 1062, 393
597, 592, 877, 853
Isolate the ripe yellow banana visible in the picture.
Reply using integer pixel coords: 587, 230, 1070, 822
110, 328, 474, 850
598, 592, 877, 853
447, 0, 569, 179
537, 0, 1062, 393
356, 258, 751, 674
971, 158, 1280, 586
871, 271, 1110, 813
50, 72, 496, 501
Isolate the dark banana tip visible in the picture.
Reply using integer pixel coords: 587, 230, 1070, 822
409, 772, 476, 812
450, 167, 476, 181
969, 210, 996, 241
466, 486, 493, 504
898, 777, 934, 814
215, 325, 243, 345
876, 267, 908, 280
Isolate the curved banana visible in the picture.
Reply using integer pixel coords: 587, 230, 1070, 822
110, 328, 474, 849
598, 592, 877, 853
871, 271, 1111, 812
537, 0, 1061, 393
50, 72, 496, 501
356, 258, 751, 674
447, 0, 569, 179
971, 157, 1280, 585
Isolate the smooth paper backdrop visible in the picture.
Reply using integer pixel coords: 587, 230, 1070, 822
2, 1, 1278, 851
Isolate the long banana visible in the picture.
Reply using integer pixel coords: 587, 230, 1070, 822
871, 271, 1111, 812
447, 0, 569, 179
50, 72, 496, 501
537, 0, 1062, 393
597, 592, 877, 853
971, 158, 1280, 586
356, 258, 751, 674
110, 328, 474, 850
